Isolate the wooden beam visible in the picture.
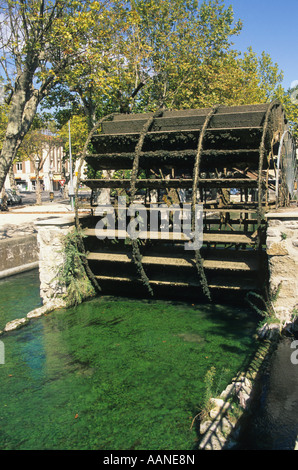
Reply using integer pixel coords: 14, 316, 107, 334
93, 274, 259, 291
84, 178, 261, 190
90, 127, 264, 155
112, 104, 270, 121
101, 111, 267, 134
85, 148, 261, 171
87, 251, 258, 271
84, 228, 257, 244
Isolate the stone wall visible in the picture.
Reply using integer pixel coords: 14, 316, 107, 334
198, 339, 273, 450
35, 216, 75, 304
266, 209, 298, 322
0, 234, 39, 279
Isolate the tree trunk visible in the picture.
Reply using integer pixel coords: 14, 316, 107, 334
0, 76, 39, 193
0, 134, 21, 193
35, 167, 42, 205
0, 187, 8, 211
9, 166, 16, 190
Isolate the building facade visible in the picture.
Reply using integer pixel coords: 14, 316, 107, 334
12, 143, 66, 192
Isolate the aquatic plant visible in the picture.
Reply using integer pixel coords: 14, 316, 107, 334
245, 288, 281, 324
196, 366, 232, 421
203, 366, 217, 408
57, 228, 97, 307
291, 307, 298, 323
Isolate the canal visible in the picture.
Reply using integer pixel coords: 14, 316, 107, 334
0, 269, 297, 450
235, 336, 298, 450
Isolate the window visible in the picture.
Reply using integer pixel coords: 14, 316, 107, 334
16, 162, 22, 171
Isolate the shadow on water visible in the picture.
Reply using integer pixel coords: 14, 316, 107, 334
234, 336, 298, 450
191, 330, 271, 451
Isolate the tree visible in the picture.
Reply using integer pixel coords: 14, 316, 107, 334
17, 123, 63, 204
0, 0, 108, 193
58, 114, 88, 159
274, 84, 298, 140
0, 0, 285, 198
57, 114, 89, 196
46, 0, 147, 129
236, 47, 284, 103
0, 80, 8, 150
0, 83, 10, 197
72, 0, 245, 115
46, 0, 284, 128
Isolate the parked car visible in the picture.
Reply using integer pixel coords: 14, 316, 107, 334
6, 189, 22, 205
0, 189, 22, 208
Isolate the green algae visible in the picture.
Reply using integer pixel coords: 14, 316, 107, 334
0, 293, 259, 450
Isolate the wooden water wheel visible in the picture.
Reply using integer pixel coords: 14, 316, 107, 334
78, 101, 296, 301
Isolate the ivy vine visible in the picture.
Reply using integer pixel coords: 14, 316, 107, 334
191, 105, 221, 302
129, 107, 165, 296
57, 228, 97, 307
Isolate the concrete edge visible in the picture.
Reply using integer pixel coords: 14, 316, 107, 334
0, 297, 67, 336
266, 211, 298, 220
0, 234, 37, 247
0, 261, 39, 280
34, 215, 75, 227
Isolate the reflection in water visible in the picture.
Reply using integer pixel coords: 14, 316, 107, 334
236, 337, 298, 450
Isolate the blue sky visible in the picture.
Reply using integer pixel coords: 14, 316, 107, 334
223, 0, 298, 90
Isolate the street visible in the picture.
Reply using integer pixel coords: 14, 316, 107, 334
17, 189, 92, 206
19, 190, 66, 205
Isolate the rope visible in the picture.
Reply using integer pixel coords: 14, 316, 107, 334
191, 104, 221, 302
129, 107, 165, 296
74, 113, 119, 294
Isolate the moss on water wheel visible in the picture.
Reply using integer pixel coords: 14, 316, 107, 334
191, 105, 221, 302
129, 107, 165, 296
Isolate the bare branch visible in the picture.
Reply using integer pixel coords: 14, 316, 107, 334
19, 0, 30, 40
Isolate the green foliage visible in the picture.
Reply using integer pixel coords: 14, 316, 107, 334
238, 47, 283, 102
0, 0, 286, 195
202, 366, 231, 408
198, 364, 232, 424
245, 290, 279, 323
281, 232, 287, 240
42, 0, 284, 136
0, 114, 7, 151
274, 84, 298, 140
203, 366, 217, 410
58, 228, 96, 307
58, 114, 89, 161
0, 95, 8, 151
291, 308, 298, 322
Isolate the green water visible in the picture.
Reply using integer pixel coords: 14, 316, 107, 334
0, 270, 42, 330
0, 277, 260, 450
